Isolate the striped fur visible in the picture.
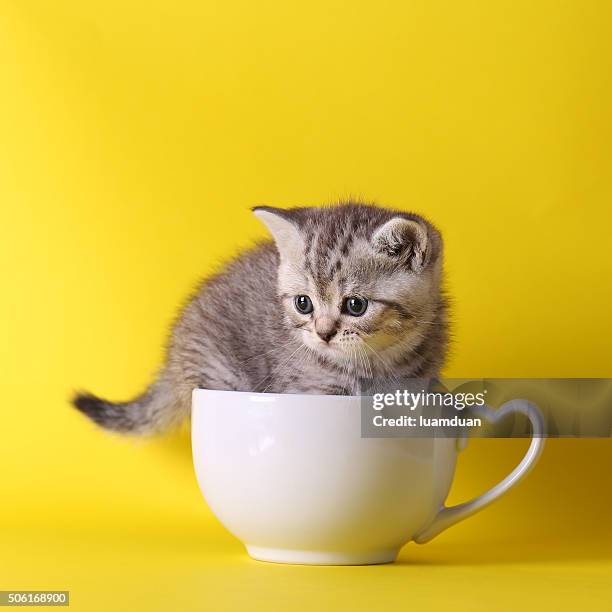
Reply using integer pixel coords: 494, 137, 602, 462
73, 202, 448, 434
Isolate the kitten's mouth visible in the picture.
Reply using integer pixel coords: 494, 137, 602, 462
302, 332, 340, 353
313, 339, 338, 352
310, 338, 363, 359
302, 331, 369, 365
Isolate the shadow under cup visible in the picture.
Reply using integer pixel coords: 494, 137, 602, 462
192, 389, 464, 565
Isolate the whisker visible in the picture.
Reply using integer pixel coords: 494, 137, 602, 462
348, 344, 358, 391
361, 338, 401, 385
238, 339, 298, 364
261, 345, 312, 393
340, 349, 352, 393
253, 343, 306, 392
361, 345, 373, 379
356, 344, 369, 380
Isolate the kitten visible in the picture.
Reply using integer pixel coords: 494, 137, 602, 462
73, 202, 448, 434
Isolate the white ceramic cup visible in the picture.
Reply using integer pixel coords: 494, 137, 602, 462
192, 389, 544, 565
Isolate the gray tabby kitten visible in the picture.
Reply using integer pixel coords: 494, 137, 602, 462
74, 202, 448, 434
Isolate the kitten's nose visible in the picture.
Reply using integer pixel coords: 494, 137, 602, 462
317, 328, 337, 343
315, 319, 338, 343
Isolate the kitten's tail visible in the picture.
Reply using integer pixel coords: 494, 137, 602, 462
72, 375, 187, 435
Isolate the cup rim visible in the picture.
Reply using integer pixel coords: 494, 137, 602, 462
192, 387, 364, 403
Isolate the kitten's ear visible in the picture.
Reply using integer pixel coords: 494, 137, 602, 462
371, 217, 429, 271
253, 206, 303, 261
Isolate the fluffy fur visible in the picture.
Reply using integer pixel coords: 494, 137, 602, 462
73, 202, 448, 434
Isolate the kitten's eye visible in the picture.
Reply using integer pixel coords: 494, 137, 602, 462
294, 295, 314, 315
344, 296, 368, 317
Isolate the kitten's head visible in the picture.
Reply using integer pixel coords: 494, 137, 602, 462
254, 202, 446, 376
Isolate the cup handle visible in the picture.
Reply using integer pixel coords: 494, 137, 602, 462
413, 400, 545, 544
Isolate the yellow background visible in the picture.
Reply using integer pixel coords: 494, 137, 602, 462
1, 1, 611, 610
